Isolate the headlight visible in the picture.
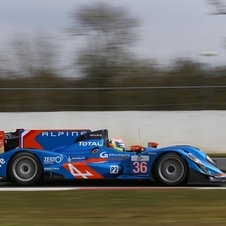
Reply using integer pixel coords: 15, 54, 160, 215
206, 155, 215, 166
187, 153, 211, 174
187, 153, 203, 165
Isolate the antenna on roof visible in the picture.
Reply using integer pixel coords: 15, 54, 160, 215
138, 129, 142, 145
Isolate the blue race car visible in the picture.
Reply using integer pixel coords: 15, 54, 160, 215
0, 129, 225, 186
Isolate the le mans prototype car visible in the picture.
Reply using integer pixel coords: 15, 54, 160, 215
0, 128, 225, 186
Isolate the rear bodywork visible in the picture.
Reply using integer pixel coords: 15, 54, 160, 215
0, 128, 91, 152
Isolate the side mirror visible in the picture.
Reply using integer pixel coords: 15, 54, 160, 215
130, 145, 144, 153
147, 142, 158, 148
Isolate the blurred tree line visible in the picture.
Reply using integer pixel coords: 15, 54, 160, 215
0, 2, 226, 112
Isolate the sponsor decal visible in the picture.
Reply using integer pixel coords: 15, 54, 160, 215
67, 156, 86, 162
100, 152, 108, 158
109, 153, 130, 157
110, 165, 119, 174
78, 141, 102, 146
44, 155, 63, 164
67, 156, 72, 163
0, 158, 5, 167
131, 155, 150, 161
42, 131, 87, 137
90, 134, 101, 137
44, 167, 60, 171
72, 156, 86, 160
100, 152, 131, 158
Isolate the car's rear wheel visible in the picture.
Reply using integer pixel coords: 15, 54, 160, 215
154, 153, 188, 186
8, 152, 42, 186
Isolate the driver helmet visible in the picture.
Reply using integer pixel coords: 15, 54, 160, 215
108, 138, 125, 152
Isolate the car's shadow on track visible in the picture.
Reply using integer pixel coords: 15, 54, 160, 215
0, 180, 158, 187
0, 179, 225, 188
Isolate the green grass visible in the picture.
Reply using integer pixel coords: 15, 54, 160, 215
0, 190, 226, 226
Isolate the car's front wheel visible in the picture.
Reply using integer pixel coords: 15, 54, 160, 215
154, 153, 188, 186
8, 152, 42, 186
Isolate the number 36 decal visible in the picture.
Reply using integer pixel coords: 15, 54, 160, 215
133, 161, 148, 173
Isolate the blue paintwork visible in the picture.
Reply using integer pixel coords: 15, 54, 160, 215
19, 129, 91, 150
0, 129, 225, 185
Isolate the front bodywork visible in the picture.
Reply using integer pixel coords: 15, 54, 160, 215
147, 145, 226, 184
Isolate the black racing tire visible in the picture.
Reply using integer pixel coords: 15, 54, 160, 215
7, 152, 43, 186
154, 153, 188, 186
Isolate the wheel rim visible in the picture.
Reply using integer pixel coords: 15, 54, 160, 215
12, 156, 38, 182
158, 156, 185, 184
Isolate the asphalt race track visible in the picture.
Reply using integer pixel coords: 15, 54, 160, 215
0, 158, 225, 191
214, 158, 226, 171
0, 180, 226, 191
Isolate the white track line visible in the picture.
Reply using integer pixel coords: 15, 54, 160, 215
75, 186, 226, 190
0, 187, 79, 191
0, 186, 226, 191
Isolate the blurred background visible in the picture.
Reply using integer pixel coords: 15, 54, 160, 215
0, 0, 226, 112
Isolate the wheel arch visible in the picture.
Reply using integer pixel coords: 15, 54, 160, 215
6, 150, 43, 182
150, 151, 189, 182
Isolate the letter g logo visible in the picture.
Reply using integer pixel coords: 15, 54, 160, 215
100, 152, 108, 158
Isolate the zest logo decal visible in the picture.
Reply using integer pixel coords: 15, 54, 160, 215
64, 163, 104, 179
132, 161, 148, 174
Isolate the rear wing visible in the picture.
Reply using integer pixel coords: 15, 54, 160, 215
0, 128, 91, 153
0, 130, 19, 153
